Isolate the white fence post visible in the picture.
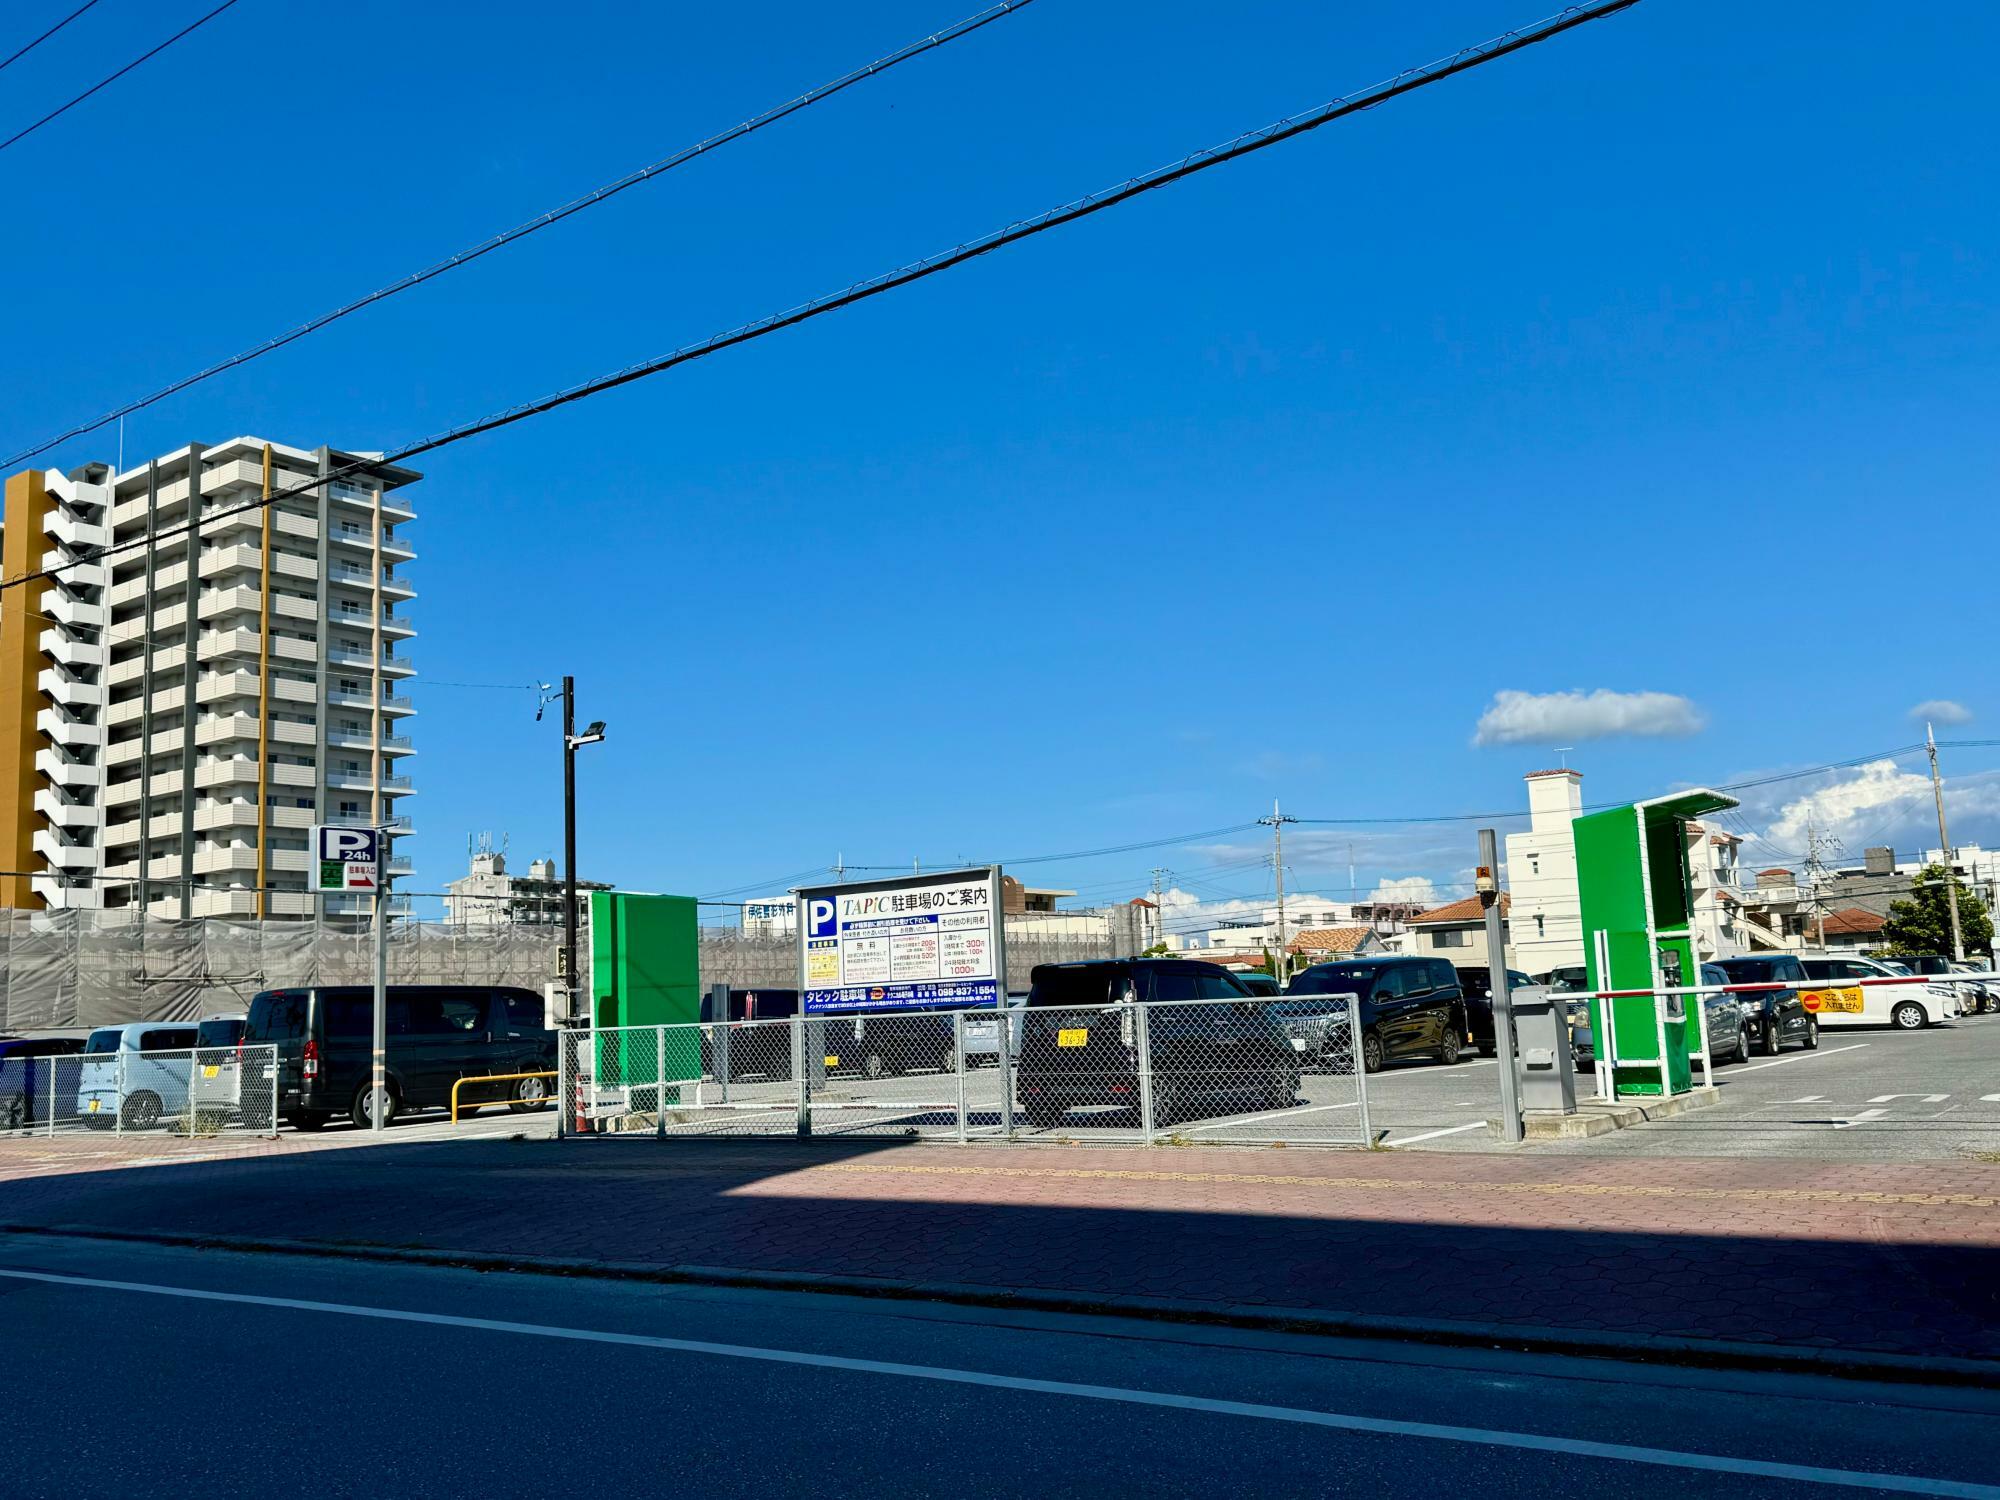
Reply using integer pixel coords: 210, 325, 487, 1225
656, 1027, 667, 1139
792, 1014, 810, 1138
1348, 993, 1372, 1147
114, 1051, 125, 1137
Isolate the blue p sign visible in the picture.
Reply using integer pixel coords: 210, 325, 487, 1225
807, 898, 837, 938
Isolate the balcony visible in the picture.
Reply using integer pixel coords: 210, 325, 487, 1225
43, 508, 108, 550
45, 592, 107, 631
39, 628, 107, 670
37, 668, 103, 710
35, 747, 98, 787
195, 714, 262, 748
36, 709, 101, 748
33, 828, 98, 870
34, 788, 100, 828
380, 613, 415, 638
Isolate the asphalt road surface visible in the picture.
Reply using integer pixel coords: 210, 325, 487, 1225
2, 1235, 1996, 1499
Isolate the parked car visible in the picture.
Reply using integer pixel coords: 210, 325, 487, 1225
699, 989, 800, 1081
1710, 955, 1819, 1054
1235, 972, 1282, 998
961, 994, 1026, 1068
1540, 965, 1589, 993
1283, 957, 1468, 1073
1015, 959, 1298, 1127
1947, 960, 1997, 1014
1795, 955, 1956, 1029
76, 1021, 201, 1129
1453, 966, 1537, 1057
0, 1035, 86, 1131
243, 985, 557, 1130
186, 1013, 256, 1128
1569, 963, 1750, 1070
1897, 954, 1980, 1016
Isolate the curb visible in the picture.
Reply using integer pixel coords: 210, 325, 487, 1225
6, 1221, 1996, 1389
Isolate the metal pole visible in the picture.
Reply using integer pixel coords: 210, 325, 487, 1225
952, 1012, 967, 1144
371, 862, 387, 1132
1693, 984, 1713, 1090
1480, 829, 1523, 1143
656, 1027, 667, 1139
791, 1013, 810, 1138
1135, 1001, 1156, 1145
1348, 993, 1371, 1146
562, 675, 580, 1021
1927, 723, 1966, 962
1592, 929, 1615, 1102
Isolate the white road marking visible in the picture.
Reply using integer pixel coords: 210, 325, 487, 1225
1774, 1095, 1829, 1104
1832, 1110, 1890, 1131
1182, 1100, 1360, 1134
1984, 1095, 2000, 1104
1724, 1044, 1868, 1075
1868, 1094, 1948, 1105
0, 1266, 1992, 1499
1385, 1122, 1488, 1147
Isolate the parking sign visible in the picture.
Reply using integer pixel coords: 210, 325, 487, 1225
794, 866, 1004, 1013
311, 824, 380, 894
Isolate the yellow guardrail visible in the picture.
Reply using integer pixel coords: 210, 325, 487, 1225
450, 1070, 556, 1122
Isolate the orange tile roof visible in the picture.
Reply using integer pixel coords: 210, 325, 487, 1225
1821, 907, 1886, 936
1410, 893, 1510, 925
1524, 769, 1581, 779
1288, 925, 1372, 955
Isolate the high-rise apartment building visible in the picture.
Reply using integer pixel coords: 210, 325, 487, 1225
0, 436, 417, 917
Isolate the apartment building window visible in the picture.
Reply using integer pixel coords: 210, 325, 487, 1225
1529, 855, 1540, 876
1535, 915, 1546, 938
1434, 930, 1469, 949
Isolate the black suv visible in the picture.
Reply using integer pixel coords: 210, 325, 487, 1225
1014, 959, 1298, 1129
1710, 955, 1818, 1055
1453, 966, 1538, 1057
244, 985, 557, 1130
1283, 957, 1469, 1073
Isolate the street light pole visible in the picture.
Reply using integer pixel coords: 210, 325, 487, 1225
562, 674, 579, 1023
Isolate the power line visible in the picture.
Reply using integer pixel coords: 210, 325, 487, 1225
0, 0, 104, 74
1, 0, 1040, 469
0, 0, 1642, 594
0, 0, 243, 156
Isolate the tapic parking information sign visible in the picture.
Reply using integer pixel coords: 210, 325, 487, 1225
797, 866, 1003, 1013
311, 824, 380, 894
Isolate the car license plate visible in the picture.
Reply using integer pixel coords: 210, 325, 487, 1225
1289, 1037, 1306, 1052
1056, 1029, 1088, 1048
202, 1065, 220, 1078
88, 1099, 100, 1112
824, 1056, 840, 1067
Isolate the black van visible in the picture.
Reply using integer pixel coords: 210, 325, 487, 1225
1282, 957, 1469, 1072
1014, 959, 1298, 1128
243, 985, 556, 1130
696, 988, 955, 1082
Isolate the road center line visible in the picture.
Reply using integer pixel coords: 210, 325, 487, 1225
1, 1266, 1992, 1498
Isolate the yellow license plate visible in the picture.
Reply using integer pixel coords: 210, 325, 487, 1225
824, 1056, 840, 1067
88, 1099, 100, 1112
202, 1065, 220, 1078
1056, 1028, 1089, 1048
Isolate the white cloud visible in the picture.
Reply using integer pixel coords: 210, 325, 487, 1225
1910, 699, 1974, 727
1741, 761, 2000, 862
1472, 689, 1705, 747
1368, 875, 1438, 906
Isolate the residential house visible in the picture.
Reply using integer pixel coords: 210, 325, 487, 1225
1503, 769, 1585, 975
1405, 893, 1512, 969
1287, 925, 1386, 963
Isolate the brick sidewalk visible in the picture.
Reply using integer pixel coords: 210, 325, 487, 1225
3, 1133, 1996, 1365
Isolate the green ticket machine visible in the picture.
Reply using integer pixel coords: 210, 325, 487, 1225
1573, 788, 1738, 1099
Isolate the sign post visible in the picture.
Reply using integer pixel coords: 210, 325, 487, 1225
313, 824, 385, 1131
794, 866, 1007, 1134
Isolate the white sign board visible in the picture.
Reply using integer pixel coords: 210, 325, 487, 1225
797, 867, 1003, 1013
741, 898, 798, 935
311, 824, 380, 894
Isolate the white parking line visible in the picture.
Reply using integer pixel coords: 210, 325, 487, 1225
1722, 1044, 1868, 1075
1182, 1101, 1360, 1134
1384, 1122, 1488, 1147
6, 1266, 1992, 1498
1832, 1109, 1889, 1131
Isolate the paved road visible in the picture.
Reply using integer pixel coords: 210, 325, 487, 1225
3, 1236, 1997, 1499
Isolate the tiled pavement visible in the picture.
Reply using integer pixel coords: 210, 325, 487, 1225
3, 1131, 1996, 1365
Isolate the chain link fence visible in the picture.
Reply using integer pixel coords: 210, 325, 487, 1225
560, 995, 1367, 1147
1, 1044, 278, 1136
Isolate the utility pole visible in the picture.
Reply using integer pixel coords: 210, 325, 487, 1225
1149, 866, 1168, 951
1259, 800, 1296, 980
1804, 807, 1828, 949
1927, 722, 1966, 962
562, 675, 578, 1020
1479, 828, 1523, 1143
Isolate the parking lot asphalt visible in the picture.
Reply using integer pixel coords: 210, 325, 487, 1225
7, 1236, 1998, 1500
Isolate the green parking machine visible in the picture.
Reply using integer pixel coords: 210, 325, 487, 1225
587, 891, 700, 1118
1573, 788, 1738, 1099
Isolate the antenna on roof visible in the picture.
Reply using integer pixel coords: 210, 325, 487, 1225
1554, 746, 1573, 769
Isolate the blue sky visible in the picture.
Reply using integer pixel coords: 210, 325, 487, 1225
3, 0, 1995, 922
